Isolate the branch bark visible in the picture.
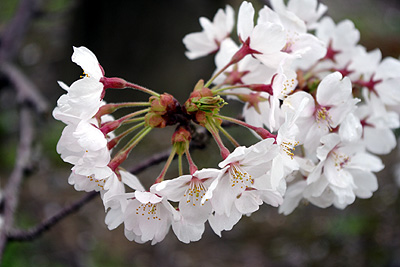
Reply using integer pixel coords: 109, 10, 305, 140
0, 107, 35, 259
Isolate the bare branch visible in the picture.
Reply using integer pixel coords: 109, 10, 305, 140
7, 191, 98, 242
0, 62, 48, 114
0, 0, 40, 62
0, 106, 35, 258
7, 147, 182, 242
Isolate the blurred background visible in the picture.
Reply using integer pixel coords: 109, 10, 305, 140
1, 0, 400, 266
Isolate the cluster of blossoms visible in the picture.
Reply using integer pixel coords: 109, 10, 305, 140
54, 0, 400, 244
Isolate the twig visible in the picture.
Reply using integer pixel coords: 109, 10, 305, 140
7, 147, 181, 242
7, 191, 98, 242
0, 0, 39, 62
0, 107, 34, 258
0, 62, 48, 114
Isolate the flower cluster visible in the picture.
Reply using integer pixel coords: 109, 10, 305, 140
54, 0, 400, 244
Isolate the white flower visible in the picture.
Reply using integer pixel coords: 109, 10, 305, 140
356, 89, 399, 154
285, 72, 359, 154
53, 79, 103, 125
306, 133, 383, 209
123, 191, 179, 245
259, 4, 326, 70
236, 1, 288, 69
203, 138, 279, 216
183, 5, 235, 59
153, 168, 223, 225
72, 46, 104, 81
104, 170, 145, 231
213, 38, 274, 87
270, 0, 327, 29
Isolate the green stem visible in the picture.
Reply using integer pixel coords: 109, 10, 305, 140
216, 114, 276, 140
178, 154, 183, 177
122, 116, 146, 124
125, 82, 160, 97
205, 117, 230, 159
107, 121, 146, 150
108, 126, 152, 171
211, 84, 247, 94
155, 147, 177, 183
216, 124, 240, 147
204, 61, 233, 88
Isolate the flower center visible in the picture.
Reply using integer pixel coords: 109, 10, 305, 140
135, 203, 161, 221
184, 179, 208, 206
332, 151, 351, 171
280, 140, 299, 159
315, 106, 333, 130
229, 163, 254, 189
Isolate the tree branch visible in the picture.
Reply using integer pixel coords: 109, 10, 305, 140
0, 106, 35, 258
0, 0, 40, 62
0, 62, 48, 114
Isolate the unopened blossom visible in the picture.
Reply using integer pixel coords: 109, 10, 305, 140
183, 5, 235, 59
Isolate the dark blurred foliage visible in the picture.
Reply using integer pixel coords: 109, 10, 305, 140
1, 0, 400, 266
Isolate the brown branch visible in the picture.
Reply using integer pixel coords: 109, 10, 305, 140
7, 190, 99, 242
0, 106, 35, 258
0, 62, 48, 114
7, 147, 179, 243
0, 0, 40, 62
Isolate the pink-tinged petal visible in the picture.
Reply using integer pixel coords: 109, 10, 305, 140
349, 152, 384, 173
135, 191, 162, 204
237, 1, 254, 41
74, 121, 107, 151
105, 207, 124, 230
339, 113, 362, 142
364, 127, 396, 155
179, 194, 212, 225
331, 185, 355, 209
152, 175, 192, 201
183, 32, 217, 60
208, 207, 242, 237
375, 79, 400, 106
279, 180, 307, 215
250, 23, 285, 54
324, 157, 353, 188
120, 170, 145, 191
172, 219, 204, 244
258, 189, 283, 207
283, 91, 315, 118
350, 169, 378, 198
328, 98, 360, 128
316, 133, 341, 161
235, 192, 262, 214
316, 72, 352, 106
57, 81, 69, 91
375, 57, 400, 80
72, 46, 103, 81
